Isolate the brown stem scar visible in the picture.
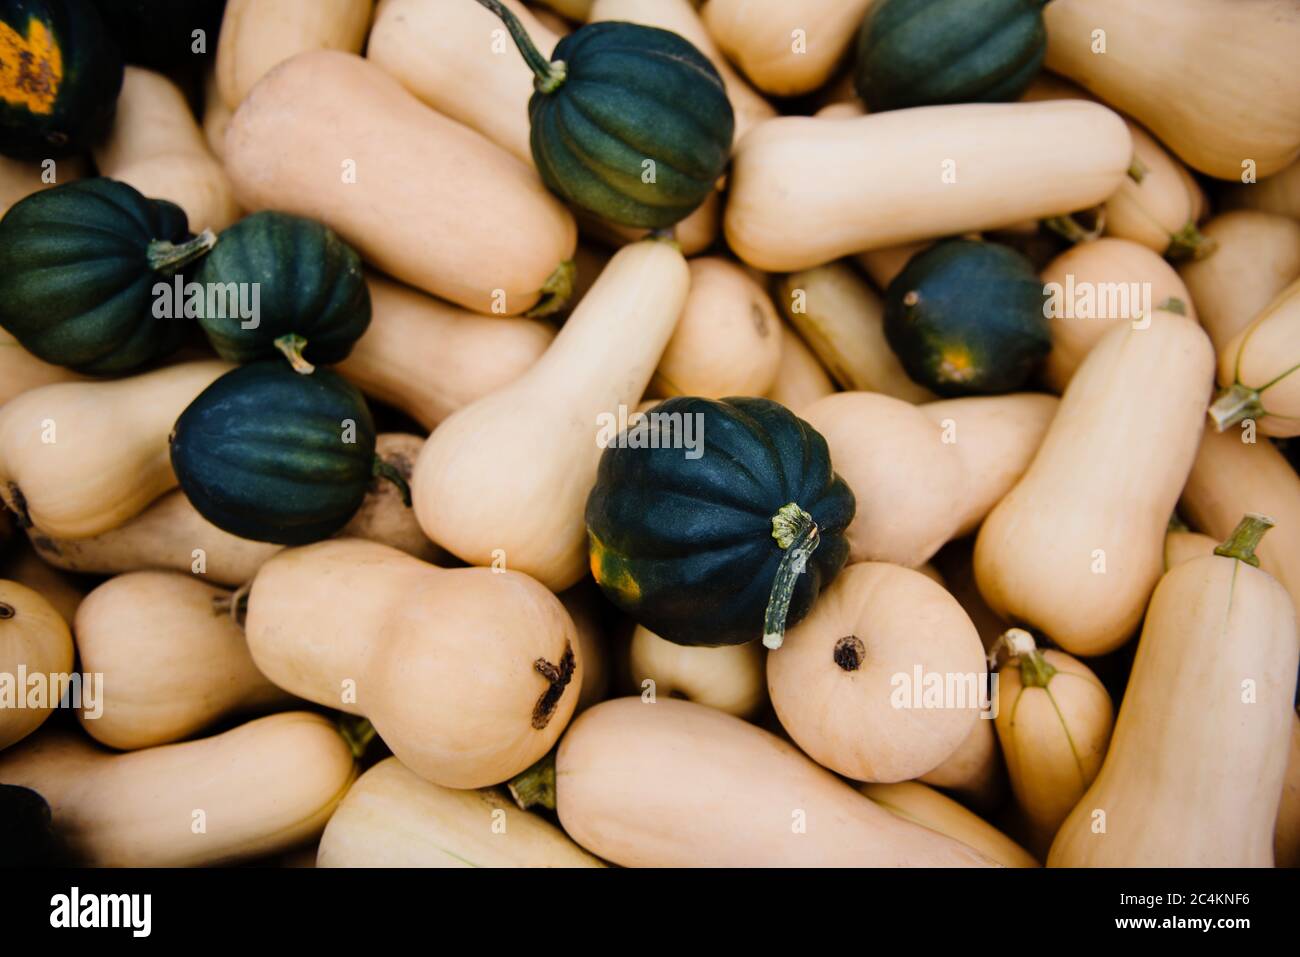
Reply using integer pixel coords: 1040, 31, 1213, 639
834, 635, 865, 672
531, 642, 575, 730
5, 482, 31, 528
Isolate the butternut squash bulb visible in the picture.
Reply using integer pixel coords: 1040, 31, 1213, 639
1209, 278, 1300, 438
0, 580, 73, 751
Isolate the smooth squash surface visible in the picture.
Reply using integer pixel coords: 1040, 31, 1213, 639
765, 323, 835, 414
628, 625, 766, 718
861, 781, 1037, 868
1210, 279, 1300, 437
0, 580, 73, 750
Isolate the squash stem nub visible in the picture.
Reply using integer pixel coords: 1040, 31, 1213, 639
1166, 222, 1217, 262
147, 228, 218, 274
1208, 382, 1264, 432
524, 259, 576, 318
507, 752, 557, 811
1213, 513, 1274, 568
274, 334, 316, 374
372, 457, 413, 507
762, 503, 820, 650
473, 0, 567, 93
990, 628, 1056, 687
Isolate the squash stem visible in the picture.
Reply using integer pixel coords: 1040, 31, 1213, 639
990, 628, 1056, 687
524, 259, 576, 318
1166, 223, 1218, 262
274, 334, 316, 375
762, 503, 820, 650
1208, 382, 1264, 432
473, 0, 567, 93
337, 716, 380, 761
1043, 208, 1105, 245
1213, 513, 1274, 567
1127, 155, 1148, 183
372, 457, 412, 507
147, 228, 218, 274
507, 752, 557, 811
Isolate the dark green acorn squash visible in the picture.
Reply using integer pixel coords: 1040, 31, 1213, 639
0, 784, 61, 866
475, 0, 733, 230
169, 361, 410, 546
853, 0, 1049, 112
883, 238, 1050, 397
585, 396, 855, 649
90, 0, 226, 70
0, 176, 216, 375
193, 211, 371, 373
0, 0, 124, 159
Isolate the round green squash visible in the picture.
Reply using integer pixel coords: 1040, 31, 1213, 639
0, 784, 61, 866
170, 361, 410, 547
90, 0, 226, 70
854, 0, 1049, 112
585, 396, 855, 649
884, 239, 1050, 397
0, 176, 216, 375
475, 0, 733, 230
0, 0, 124, 159
193, 211, 371, 373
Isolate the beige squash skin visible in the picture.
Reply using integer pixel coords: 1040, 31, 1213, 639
1215, 279, 1300, 437
768, 563, 987, 783
216, 0, 374, 109
725, 102, 1132, 271
765, 323, 835, 414
1222, 158, 1300, 221
535, 0, 593, 19
1179, 211, 1300, 353
856, 241, 930, 289
1163, 528, 1218, 571
0, 331, 84, 407
73, 572, 294, 751
917, 717, 1004, 812
860, 782, 1038, 868
412, 240, 690, 591
1049, 546, 1299, 866
975, 321, 1214, 656
0, 361, 231, 540
802, 392, 1058, 568
1040, 238, 1197, 392
245, 540, 582, 789
1103, 120, 1207, 258
628, 624, 767, 718
775, 262, 933, 402
341, 433, 443, 564
0, 542, 86, 627
93, 67, 239, 232
0, 581, 74, 751
650, 258, 781, 399
1278, 712, 1300, 868
318, 757, 604, 868
1045, 0, 1300, 180
557, 697, 995, 866
0, 153, 87, 219
201, 68, 234, 163
224, 51, 576, 316
0, 712, 357, 867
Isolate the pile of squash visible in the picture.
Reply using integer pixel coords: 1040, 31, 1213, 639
1, 0, 1299, 870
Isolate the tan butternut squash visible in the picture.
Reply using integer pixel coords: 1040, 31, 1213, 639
560, 583, 609, 712
224, 51, 576, 317
201, 67, 234, 164
0, 331, 84, 407
0, 581, 73, 751
413, 239, 690, 591
0, 542, 85, 627
1102, 120, 1212, 259
1210, 279, 1300, 437
1279, 711, 1300, 868
1222, 158, 1300, 221
628, 624, 766, 719
1049, 515, 1299, 866
917, 716, 1004, 813
975, 320, 1214, 656
727, 102, 1132, 271
765, 323, 835, 414
0, 153, 87, 219
0, 712, 356, 866
860, 781, 1037, 868
1164, 527, 1218, 571
245, 539, 582, 789
533, 0, 593, 19
856, 241, 930, 290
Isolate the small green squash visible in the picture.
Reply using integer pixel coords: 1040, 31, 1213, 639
0, 0, 124, 159
0, 784, 61, 866
884, 238, 1050, 397
193, 211, 371, 374
854, 0, 1049, 112
475, 0, 733, 230
0, 177, 215, 375
585, 396, 855, 649
170, 362, 411, 546
90, 0, 226, 70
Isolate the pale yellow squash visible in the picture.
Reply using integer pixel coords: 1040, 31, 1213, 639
628, 624, 766, 719
0, 331, 84, 408
1104, 120, 1212, 260
1222, 158, 1300, 221
0, 581, 73, 751
201, 67, 234, 163
856, 241, 930, 289
764, 323, 835, 414
1210, 279, 1300, 437
0, 542, 85, 627
861, 781, 1037, 868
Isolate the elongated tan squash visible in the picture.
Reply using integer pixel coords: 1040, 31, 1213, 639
726, 102, 1132, 271
975, 320, 1214, 656
1210, 279, 1300, 437
74, 572, 294, 750
413, 240, 690, 591
318, 757, 603, 867
1279, 712, 1300, 868
0, 712, 356, 867
556, 697, 995, 866
1103, 120, 1212, 260
802, 392, 1057, 567
860, 781, 1037, 868
1222, 158, 1300, 221
1044, 0, 1300, 180
1049, 516, 1299, 866
0, 581, 73, 751
225, 51, 576, 317
765, 323, 835, 414
0, 361, 231, 540
0, 154, 87, 219
0, 332, 84, 409
629, 625, 766, 718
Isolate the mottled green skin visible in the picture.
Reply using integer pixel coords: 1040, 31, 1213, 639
0, 177, 193, 374
90, 0, 225, 70
854, 0, 1047, 112
585, 397, 854, 647
193, 211, 371, 367
170, 362, 378, 546
529, 21, 733, 230
0, 785, 60, 866
884, 239, 1050, 398
0, 0, 123, 158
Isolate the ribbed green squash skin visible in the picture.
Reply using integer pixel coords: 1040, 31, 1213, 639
0, 0, 124, 158
170, 362, 378, 546
0, 177, 197, 374
854, 0, 1047, 112
529, 22, 733, 230
90, 0, 225, 70
585, 397, 854, 647
883, 239, 1050, 397
193, 211, 371, 367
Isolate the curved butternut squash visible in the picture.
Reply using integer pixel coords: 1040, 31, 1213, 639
1043, 0, 1300, 180
74, 572, 294, 750
0, 581, 73, 751
245, 539, 582, 789
1222, 158, 1300, 221
0, 712, 356, 867
1103, 120, 1212, 260
318, 757, 603, 867
0, 154, 87, 219
1049, 516, 1299, 866
0, 332, 84, 409
727, 102, 1132, 271
1210, 279, 1300, 437
413, 239, 690, 591
628, 624, 766, 718
556, 697, 995, 866
765, 323, 835, 414
224, 51, 576, 316
0, 361, 231, 540
860, 781, 1037, 868
975, 320, 1214, 656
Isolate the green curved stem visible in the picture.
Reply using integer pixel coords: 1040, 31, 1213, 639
1166, 222, 1218, 262
473, 0, 567, 93
147, 228, 217, 274
274, 333, 315, 374
1127, 155, 1148, 183
1213, 513, 1274, 567
337, 716, 380, 761
762, 503, 820, 650
507, 752, 557, 811
1155, 296, 1187, 316
1208, 382, 1264, 432
524, 259, 576, 318
1043, 207, 1105, 244
372, 457, 412, 507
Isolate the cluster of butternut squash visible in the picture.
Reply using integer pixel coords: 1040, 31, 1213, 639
2, 0, 1299, 875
